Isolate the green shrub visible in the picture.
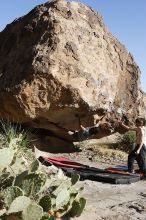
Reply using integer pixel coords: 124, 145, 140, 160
120, 131, 136, 146
117, 131, 136, 153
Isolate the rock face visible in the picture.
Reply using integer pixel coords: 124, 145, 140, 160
0, 0, 145, 147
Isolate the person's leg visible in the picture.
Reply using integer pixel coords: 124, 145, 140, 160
143, 145, 146, 175
136, 154, 143, 172
71, 131, 79, 141
71, 130, 86, 142
137, 147, 146, 177
128, 150, 136, 173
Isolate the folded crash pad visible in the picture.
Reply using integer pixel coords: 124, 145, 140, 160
39, 156, 141, 184
106, 165, 143, 177
39, 156, 103, 172
62, 167, 141, 184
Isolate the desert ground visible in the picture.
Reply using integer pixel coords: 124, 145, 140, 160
39, 138, 146, 220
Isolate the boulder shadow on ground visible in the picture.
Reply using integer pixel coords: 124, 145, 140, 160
31, 133, 81, 153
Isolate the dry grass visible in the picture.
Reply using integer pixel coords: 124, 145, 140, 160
83, 142, 128, 161
95, 146, 127, 160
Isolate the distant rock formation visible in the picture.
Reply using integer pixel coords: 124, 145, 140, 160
0, 0, 145, 148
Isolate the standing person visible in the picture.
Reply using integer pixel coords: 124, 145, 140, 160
120, 118, 146, 177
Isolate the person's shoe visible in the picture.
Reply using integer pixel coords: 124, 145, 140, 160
142, 174, 146, 180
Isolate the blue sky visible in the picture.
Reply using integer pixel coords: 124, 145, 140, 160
0, 0, 145, 92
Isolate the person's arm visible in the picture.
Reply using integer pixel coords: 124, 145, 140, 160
135, 128, 144, 154
94, 114, 106, 126
79, 124, 86, 131
120, 122, 137, 131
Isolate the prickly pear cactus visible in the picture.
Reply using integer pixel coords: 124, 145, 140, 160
7, 196, 31, 214
56, 188, 70, 209
0, 148, 14, 171
0, 122, 86, 220
2, 186, 23, 208
71, 174, 80, 185
22, 203, 43, 220
15, 173, 46, 197
52, 179, 71, 196
69, 198, 86, 217
29, 159, 39, 172
0, 173, 14, 189
39, 195, 52, 212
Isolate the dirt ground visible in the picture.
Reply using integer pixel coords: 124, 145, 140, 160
62, 148, 146, 220
66, 147, 146, 220
73, 180, 146, 220
36, 140, 146, 220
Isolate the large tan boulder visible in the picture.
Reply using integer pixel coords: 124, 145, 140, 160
0, 0, 145, 147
